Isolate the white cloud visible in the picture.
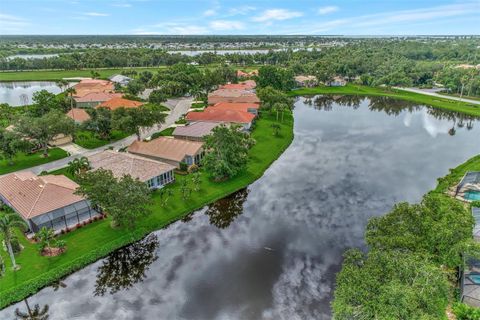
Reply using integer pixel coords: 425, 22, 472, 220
143, 22, 208, 35
228, 6, 256, 16
112, 3, 132, 8
0, 13, 29, 32
318, 6, 339, 15
84, 12, 110, 17
210, 20, 245, 30
253, 9, 303, 22
203, 9, 217, 16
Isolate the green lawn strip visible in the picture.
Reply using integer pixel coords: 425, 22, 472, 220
150, 127, 175, 139
0, 148, 68, 175
289, 85, 480, 117
0, 112, 293, 308
73, 130, 130, 149
438, 92, 480, 102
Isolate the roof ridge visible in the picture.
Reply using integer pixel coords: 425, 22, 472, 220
26, 182, 47, 219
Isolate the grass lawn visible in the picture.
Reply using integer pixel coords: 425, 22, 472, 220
0, 111, 294, 308
0, 148, 68, 175
289, 84, 480, 117
74, 130, 130, 149
434, 154, 480, 194
438, 92, 480, 102
150, 127, 175, 139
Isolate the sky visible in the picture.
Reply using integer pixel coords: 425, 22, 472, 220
0, 0, 479, 35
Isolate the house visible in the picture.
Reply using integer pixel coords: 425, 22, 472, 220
294, 75, 318, 88
212, 102, 260, 115
73, 79, 115, 98
455, 171, 480, 202
66, 108, 91, 123
88, 150, 175, 189
185, 108, 255, 130
128, 137, 204, 168
74, 92, 122, 109
219, 80, 256, 91
208, 89, 260, 105
327, 76, 347, 87
97, 97, 144, 111
460, 207, 480, 308
109, 74, 132, 86
0, 172, 99, 233
172, 122, 220, 142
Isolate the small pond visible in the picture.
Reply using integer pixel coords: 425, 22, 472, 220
0, 81, 71, 106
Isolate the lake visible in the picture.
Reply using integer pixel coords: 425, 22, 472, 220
6, 54, 60, 60
0, 81, 70, 106
168, 47, 314, 56
2, 96, 480, 320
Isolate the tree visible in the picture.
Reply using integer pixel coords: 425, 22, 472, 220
112, 105, 166, 140
56, 79, 69, 92
180, 179, 191, 200
67, 156, 91, 177
90, 70, 100, 79
191, 172, 201, 192
125, 79, 145, 96
158, 188, 173, 207
35, 227, 56, 255
148, 89, 167, 104
0, 103, 13, 123
0, 211, 27, 270
14, 300, 49, 320
202, 125, 255, 181
138, 70, 153, 85
15, 110, 75, 157
0, 129, 30, 165
64, 87, 76, 111
76, 170, 152, 229
256, 66, 295, 91
82, 107, 112, 140
31, 90, 60, 116
256, 86, 294, 112
270, 123, 281, 136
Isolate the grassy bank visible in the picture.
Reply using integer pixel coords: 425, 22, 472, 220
290, 85, 480, 117
0, 111, 294, 309
0, 148, 68, 175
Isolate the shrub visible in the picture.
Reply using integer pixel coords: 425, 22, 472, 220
188, 164, 199, 173
179, 162, 188, 172
10, 236, 22, 254
0, 255, 4, 277
452, 302, 480, 320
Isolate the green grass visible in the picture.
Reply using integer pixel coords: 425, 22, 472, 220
150, 127, 175, 139
74, 130, 130, 149
434, 154, 480, 194
438, 92, 480, 102
0, 111, 294, 308
289, 84, 480, 117
0, 148, 68, 175
191, 102, 207, 109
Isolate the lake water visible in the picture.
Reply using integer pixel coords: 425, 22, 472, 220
6, 54, 60, 60
2, 96, 480, 320
0, 81, 69, 106
169, 48, 313, 56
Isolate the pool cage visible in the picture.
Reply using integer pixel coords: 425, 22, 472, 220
461, 255, 480, 308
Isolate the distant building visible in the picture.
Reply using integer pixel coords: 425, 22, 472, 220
88, 150, 175, 189
219, 80, 256, 91
0, 172, 99, 233
128, 137, 204, 168
210, 103, 259, 115
185, 108, 255, 130
74, 92, 122, 109
97, 97, 144, 111
294, 75, 318, 88
328, 76, 347, 87
109, 74, 132, 86
173, 122, 220, 142
66, 108, 91, 123
208, 89, 260, 105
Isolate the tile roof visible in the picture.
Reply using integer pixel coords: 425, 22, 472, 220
186, 108, 255, 124
219, 80, 256, 90
74, 92, 121, 103
73, 80, 115, 98
172, 122, 220, 138
88, 150, 175, 182
0, 172, 85, 219
65, 108, 91, 123
211, 102, 260, 113
128, 137, 203, 162
97, 97, 144, 110
208, 89, 260, 104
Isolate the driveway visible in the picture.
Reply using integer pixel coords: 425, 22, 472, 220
20, 97, 193, 175
395, 87, 480, 105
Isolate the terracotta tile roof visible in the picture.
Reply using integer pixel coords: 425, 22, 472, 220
0, 172, 85, 220
220, 80, 256, 90
65, 108, 91, 123
186, 108, 255, 124
74, 92, 121, 103
211, 102, 259, 113
128, 137, 203, 162
172, 122, 220, 138
88, 150, 175, 182
73, 80, 115, 98
208, 89, 260, 104
97, 97, 144, 110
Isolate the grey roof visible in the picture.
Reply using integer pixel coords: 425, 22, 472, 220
172, 122, 220, 138
109, 74, 132, 83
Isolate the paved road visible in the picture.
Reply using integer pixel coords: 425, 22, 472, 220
395, 87, 480, 105
21, 97, 193, 175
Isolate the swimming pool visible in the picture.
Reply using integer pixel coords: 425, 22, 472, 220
465, 190, 480, 201
469, 274, 480, 284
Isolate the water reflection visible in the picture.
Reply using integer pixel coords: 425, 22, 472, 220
205, 188, 249, 229
14, 299, 49, 320
0, 81, 72, 106
94, 234, 159, 296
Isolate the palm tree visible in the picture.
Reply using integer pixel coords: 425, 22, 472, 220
56, 79, 68, 93
64, 87, 76, 113
14, 299, 49, 320
0, 211, 27, 270
36, 227, 55, 255
67, 156, 90, 177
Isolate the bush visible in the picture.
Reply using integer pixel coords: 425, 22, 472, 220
11, 236, 22, 254
188, 164, 199, 173
179, 162, 188, 172
452, 302, 480, 320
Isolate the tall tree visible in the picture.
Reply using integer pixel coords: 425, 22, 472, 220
202, 125, 255, 181
0, 129, 30, 165
67, 156, 91, 177
0, 211, 27, 270
256, 66, 295, 91
30, 90, 60, 116
82, 107, 112, 140
112, 105, 166, 140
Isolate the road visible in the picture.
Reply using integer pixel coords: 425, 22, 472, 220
395, 87, 480, 105
22, 97, 193, 175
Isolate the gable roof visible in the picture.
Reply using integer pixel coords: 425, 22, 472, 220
212, 102, 260, 112
109, 74, 132, 83
74, 92, 121, 103
66, 108, 91, 123
186, 108, 255, 124
0, 172, 85, 219
208, 89, 260, 104
219, 80, 256, 90
88, 150, 175, 182
128, 137, 203, 162
172, 122, 220, 138
97, 97, 144, 110
73, 80, 115, 98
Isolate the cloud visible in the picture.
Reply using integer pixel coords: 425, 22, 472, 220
210, 20, 245, 30
84, 12, 110, 17
203, 9, 217, 17
228, 6, 256, 16
112, 3, 132, 8
253, 9, 303, 22
137, 22, 208, 35
0, 13, 29, 32
318, 6, 339, 15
